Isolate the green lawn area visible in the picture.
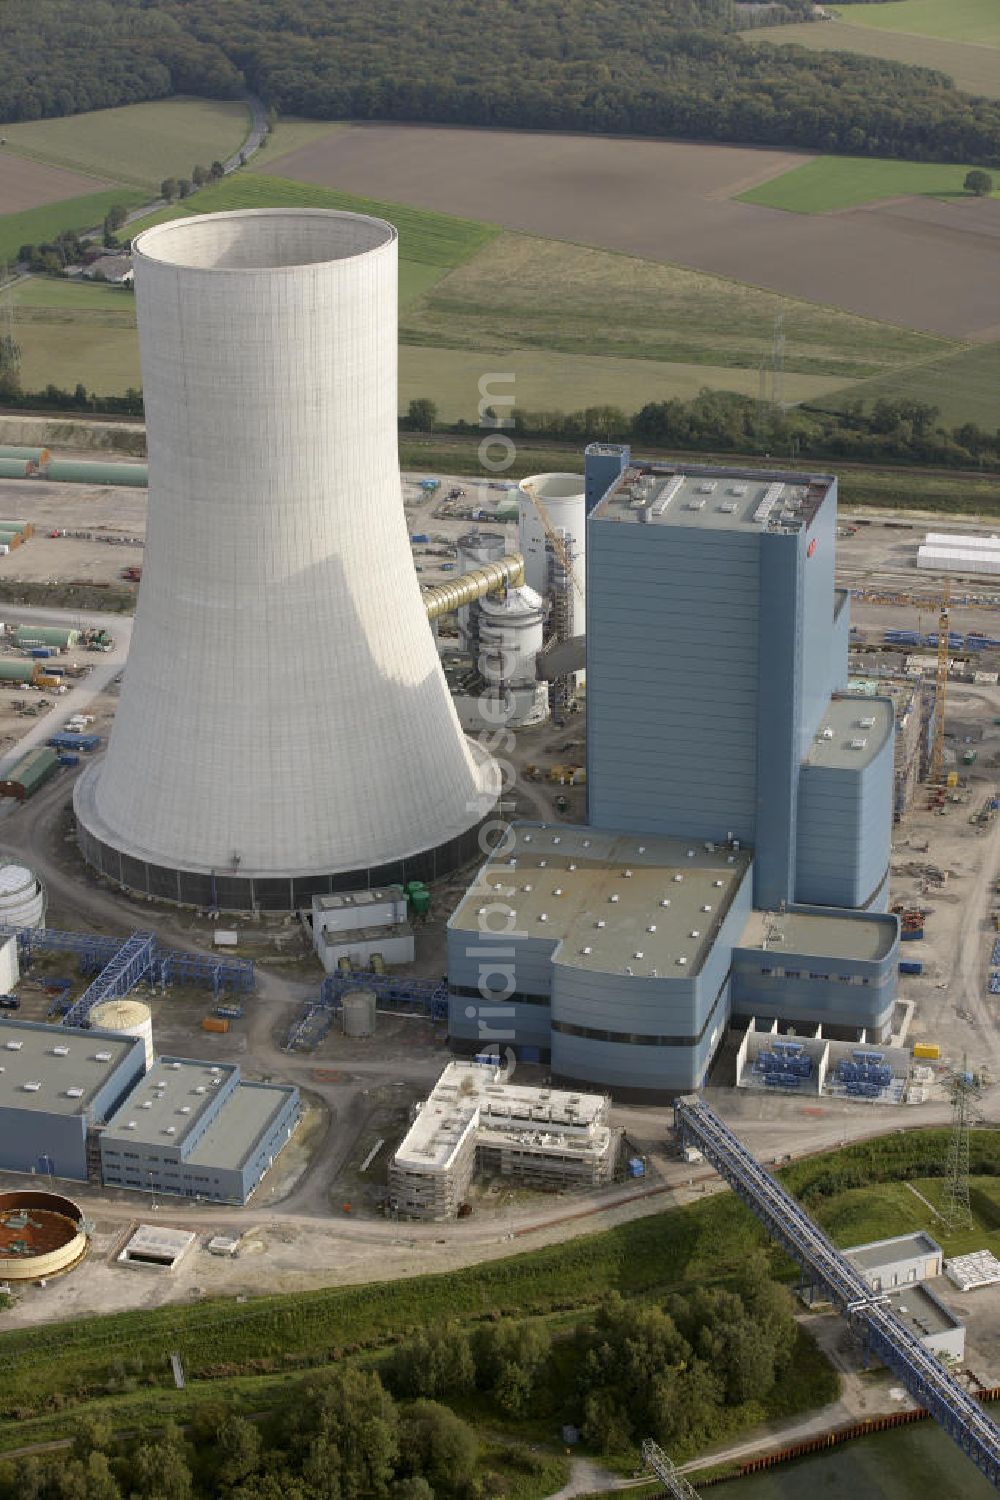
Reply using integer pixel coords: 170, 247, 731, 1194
400, 345, 849, 421
819, 338, 1000, 430
401, 230, 953, 380
739, 155, 993, 214
0, 98, 252, 191
830, 0, 1000, 45
127, 172, 499, 270
0, 187, 146, 267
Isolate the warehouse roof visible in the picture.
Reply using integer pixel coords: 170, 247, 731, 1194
449, 823, 751, 979
739, 908, 896, 963
101, 1058, 237, 1149
804, 695, 893, 771
591, 463, 833, 536
186, 1081, 297, 1171
0, 1017, 140, 1117
886, 1284, 961, 1341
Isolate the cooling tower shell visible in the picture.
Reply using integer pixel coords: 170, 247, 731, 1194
89, 998, 154, 1070
75, 209, 497, 910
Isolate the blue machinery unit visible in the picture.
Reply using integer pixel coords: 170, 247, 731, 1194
674, 1096, 1000, 1489
0, 924, 255, 1027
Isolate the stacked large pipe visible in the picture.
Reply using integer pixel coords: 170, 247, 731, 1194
75, 209, 497, 911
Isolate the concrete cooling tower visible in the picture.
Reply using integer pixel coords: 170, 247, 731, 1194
75, 209, 498, 910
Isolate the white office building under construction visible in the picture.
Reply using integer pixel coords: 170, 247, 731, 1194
388, 1060, 617, 1219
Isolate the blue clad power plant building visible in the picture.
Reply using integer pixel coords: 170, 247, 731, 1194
448, 449, 899, 1098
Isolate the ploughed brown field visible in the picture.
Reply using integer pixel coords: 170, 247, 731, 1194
266, 124, 1000, 340
0, 151, 109, 213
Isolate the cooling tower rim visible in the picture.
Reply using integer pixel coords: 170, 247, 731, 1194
134, 207, 397, 275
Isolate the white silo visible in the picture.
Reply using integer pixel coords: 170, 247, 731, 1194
517, 473, 586, 640
341, 988, 377, 1037
74, 209, 497, 910
455, 530, 506, 655
90, 998, 155, 1069
478, 587, 547, 727
0, 863, 44, 928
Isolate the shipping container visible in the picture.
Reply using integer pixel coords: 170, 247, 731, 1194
30, 648, 53, 659
57, 754, 80, 768
201, 1016, 230, 1033
46, 733, 99, 751
899, 960, 924, 975
410, 533, 430, 544
913, 1042, 940, 1060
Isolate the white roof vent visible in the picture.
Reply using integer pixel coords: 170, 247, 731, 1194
714, 879, 724, 887
168, 1062, 181, 1070
609, 894, 620, 904
523, 834, 532, 843
660, 898, 671, 908
539, 860, 547, 868
677, 956, 688, 966
23, 1080, 41, 1092
523, 883, 533, 892
195, 1085, 208, 1094
860, 715, 875, 728
141, 1100, 153, 1109
165, 1125, 177, 1135
702, 904, 713, 913
623, 868, 633, 878
822, 727, 835, 740
553, 836, 561, 845
52, 1045, 69, 1057
124, 1121, 136, 1130
850, 738, 868, 750
180, 1105, 192, 1114
5, 1040, 22, 1051
582, 838, 591, 847
673, 874, 683, 883
553, 887, 564, 896
690, 929, 701, 939
634, 951, 644, 960
582, 946, 592, 955
648, 924, 657, 933
687, 849, 695, 858
638, 845, 646, 854
66, 1086, 84, 1099
568, 862, 577, 871
539, 913, 548, 923
94, 1051, 112, 1062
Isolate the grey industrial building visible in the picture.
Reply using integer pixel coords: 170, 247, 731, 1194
449, 452, 900, 1097
100, 1057, 299, 1205
0, 1017, 146, 1182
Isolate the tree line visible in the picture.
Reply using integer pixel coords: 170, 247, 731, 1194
4, 0, 1000, 165
409, 391, 1000, 472
0, 1265, 805, 1497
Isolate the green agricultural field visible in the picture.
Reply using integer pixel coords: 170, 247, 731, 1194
0, 98, 252, 191
399, 345, 849, 422
830, 0, 1000, 45
401, 231, 953, 380
819, 339, 1000, 430
0, 188, 146, 268
741, 22, 1000, 99
249, 117, 347, 172
740, 155, 993, 214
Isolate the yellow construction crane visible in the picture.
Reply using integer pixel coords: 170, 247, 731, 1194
929, 578, 951, 785
527, 490, 585, 609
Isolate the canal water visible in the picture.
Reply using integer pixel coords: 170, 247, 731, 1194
710, 1421, 996, 1499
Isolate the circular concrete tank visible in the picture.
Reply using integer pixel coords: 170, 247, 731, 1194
341, 989, 376, 1037
517, 473, 586, 636
0, 863, 44, 927
89, 998, 154, 1069
0, 1190, 87, 1281
75, 208, 498, 912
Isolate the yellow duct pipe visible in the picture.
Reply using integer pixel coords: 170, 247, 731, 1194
422, 553, 525, 622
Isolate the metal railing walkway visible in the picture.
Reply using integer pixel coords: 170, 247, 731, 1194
674, 1095, 1000, 1489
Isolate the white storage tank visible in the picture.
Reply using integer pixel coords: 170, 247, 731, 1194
455, 531, 506, 654
517, 473, 586, 639
0, 863, 45, 928
341, 988, 377, 1037
89, 998, 155, 1069
479, 586, 548, 727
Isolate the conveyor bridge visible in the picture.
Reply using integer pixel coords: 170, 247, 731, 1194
674, 1095, 1000, 1489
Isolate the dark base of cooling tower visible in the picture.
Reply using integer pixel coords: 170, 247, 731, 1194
76, 812, 497, 914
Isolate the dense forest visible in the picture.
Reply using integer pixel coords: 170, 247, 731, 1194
0, 1277, 805, 1498
4, 0, 1000, 164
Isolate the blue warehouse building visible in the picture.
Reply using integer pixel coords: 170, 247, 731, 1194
100, 1057, 299, 1205
0, 1017, 146, 1182
448, 451, 899, 1098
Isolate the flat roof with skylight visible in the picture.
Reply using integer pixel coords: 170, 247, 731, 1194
450, 824, 751, 980
101, 1058, 237, 1150
591, 462, 833, 535
186, 1082, 297, 1171
0, 1017, 139, 1116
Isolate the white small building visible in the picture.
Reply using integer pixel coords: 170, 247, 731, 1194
886, 1284, 965, 1362
845, 1232, 943, 1292
311, 887, 414, 973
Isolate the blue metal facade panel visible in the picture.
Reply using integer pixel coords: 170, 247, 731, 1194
797, 488, 839, 756
584, 443, 630, 513
831, 588, 851, 691
239, 1086, 299, 1202
447, 923, 555, 1050
88, 1037, 146, 1125
587, 524, 761, 842
0, 1108, 88, 1180
796, 722, 894, 911
755, 530, 801, 910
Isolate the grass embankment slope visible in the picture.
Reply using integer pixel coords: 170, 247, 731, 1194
821, 340, 1000, 432
740, 155, 997, 214
5, 1128, 1000, 1464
